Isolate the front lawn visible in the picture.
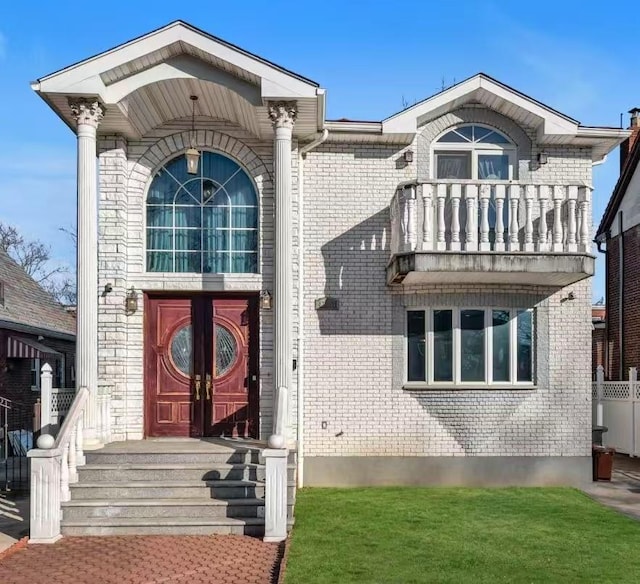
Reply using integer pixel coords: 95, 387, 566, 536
284, 488, 640, 584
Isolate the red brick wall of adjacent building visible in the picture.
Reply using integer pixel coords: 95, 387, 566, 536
606, 224, 640, 379
0, 328, 75, 431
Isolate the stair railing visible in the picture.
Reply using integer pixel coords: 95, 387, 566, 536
27, 386, 88, 544
263, 385, 289, 542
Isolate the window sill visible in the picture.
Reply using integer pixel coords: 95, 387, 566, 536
403, 383, 537, 391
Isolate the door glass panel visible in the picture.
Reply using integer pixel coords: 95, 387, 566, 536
215, 325, 237, 377
433, 310, 453, 382
461, 309, 485, 382
170, 324, 192, 376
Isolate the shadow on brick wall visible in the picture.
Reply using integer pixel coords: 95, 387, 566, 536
317, 208, 393, 336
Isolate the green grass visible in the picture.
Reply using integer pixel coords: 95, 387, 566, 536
283, 488, 640, 584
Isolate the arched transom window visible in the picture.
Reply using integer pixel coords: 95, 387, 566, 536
146, 152, 258, 273
433, 124, 516, 180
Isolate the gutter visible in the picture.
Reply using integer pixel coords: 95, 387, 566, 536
296, 129, 329, 488
618, 212, 624, 379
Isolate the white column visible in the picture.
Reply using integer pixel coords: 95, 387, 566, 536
69, 98, 104, 448
268, 101, 297, 446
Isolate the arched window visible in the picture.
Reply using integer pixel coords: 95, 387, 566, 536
146, 152, 258, 273
433, 124, 516, 180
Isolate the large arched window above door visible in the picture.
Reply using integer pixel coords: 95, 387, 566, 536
146, 151, 258, 273
433, 124, 517, 180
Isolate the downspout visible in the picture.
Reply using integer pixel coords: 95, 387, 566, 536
596, 234, 608, 377
296, 129, 329, 488
619, 212, 624, 379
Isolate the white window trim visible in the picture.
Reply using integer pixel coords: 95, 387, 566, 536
30, 357, 41, 391
431, 124, 518, 181
404, 307, 535, 389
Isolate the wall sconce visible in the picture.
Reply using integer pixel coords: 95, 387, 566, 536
259, 290, 272, 310
186, 95, 200, 175
102, 283, 113, 297
537, 152, 548, 165
560, 291, 575, 303
403, 150, 414, 163
125, 287, 138, 314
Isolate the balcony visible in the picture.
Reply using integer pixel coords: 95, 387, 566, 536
388, 180, 594, 287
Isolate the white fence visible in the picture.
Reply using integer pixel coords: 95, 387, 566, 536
40, 364, 75, 434
592, 365, 640, 456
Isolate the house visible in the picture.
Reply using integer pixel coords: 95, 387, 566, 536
27, 20, 629, 540
595, 110, 640, 380
0, 249, 76, 430
592, 304, 606, 377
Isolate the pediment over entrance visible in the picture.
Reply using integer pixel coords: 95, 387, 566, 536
32, 21, 325, 139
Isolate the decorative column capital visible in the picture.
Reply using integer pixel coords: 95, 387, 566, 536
268, 101, 297, 130
68, 98, 105, 129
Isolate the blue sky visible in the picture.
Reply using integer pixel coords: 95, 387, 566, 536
1, 0, 638, 301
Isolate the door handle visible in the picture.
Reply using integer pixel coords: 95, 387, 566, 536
194, 374, 201, 401
205, 373, 212, 401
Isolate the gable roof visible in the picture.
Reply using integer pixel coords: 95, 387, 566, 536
31, 20, 325, 140
596, 137, 640, 239
0, 249, 76, 338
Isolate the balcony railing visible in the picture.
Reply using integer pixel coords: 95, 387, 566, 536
390, 180, 592, 255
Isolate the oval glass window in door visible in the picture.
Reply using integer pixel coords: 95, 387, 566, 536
170, 324, 192, 376
215, 325, 237, 377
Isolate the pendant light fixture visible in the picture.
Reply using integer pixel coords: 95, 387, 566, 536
186, 95, 200, 175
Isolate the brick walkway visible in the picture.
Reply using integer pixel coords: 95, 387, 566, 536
0, 535, 284, 584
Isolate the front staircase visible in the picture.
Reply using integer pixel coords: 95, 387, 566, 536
60, 440, 296, 536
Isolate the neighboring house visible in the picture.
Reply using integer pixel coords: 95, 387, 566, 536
0, 249, 76, 429
592, 304, 606, 377
595, 110, 640, 380
28, 21, 630, 539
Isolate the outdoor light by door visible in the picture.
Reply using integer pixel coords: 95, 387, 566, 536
125, 287, 138, 314
185, 95, 200, 175
259, 290, 272, 310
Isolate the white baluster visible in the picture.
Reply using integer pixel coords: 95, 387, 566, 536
68, 425, 78, 483
76, 415, 85, 466
465, 184, 478, 251
450, 183, 462, 251
552, 185, 565, 252
436, 183, 447, 251
479, 184, 491, 251
421, 184, 433, 251
523, 185, 535, 252
508, 185, 521, 252
494, 184, 506, 251
406, 186, 417, 251
60, 442, 70, 502
579, 186, 591, 252
537, 186, 550, 252
567, 185, 578, 252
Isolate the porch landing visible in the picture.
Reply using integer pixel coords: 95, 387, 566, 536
96, 437, 269, 454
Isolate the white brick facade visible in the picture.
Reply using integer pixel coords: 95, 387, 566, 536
95, 104, 594, 477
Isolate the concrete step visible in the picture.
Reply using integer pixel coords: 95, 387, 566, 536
85, 450, 262, 466
60, 516, 267, 537
69, 480, 296, 501
61, 498, 271, 520
76, 463, 296, 483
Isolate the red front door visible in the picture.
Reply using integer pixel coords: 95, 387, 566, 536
145, 294, 258, 438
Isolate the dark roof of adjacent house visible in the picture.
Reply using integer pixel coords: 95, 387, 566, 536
596, 131, 640, 239
0, 249, 76, 338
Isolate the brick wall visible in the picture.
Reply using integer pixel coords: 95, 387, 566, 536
606, 224, 640, 379
98, 118, 291, 441
302, 107, 593, 458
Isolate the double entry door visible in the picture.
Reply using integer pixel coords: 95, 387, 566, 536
145, 294, 258, 438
